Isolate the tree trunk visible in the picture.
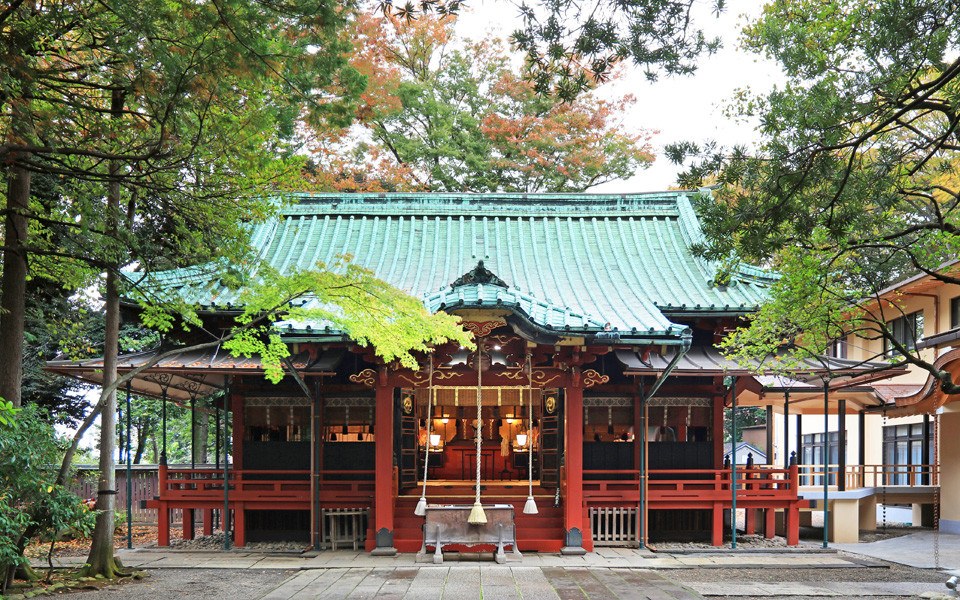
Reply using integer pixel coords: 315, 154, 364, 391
0, 151, 32, 409
83, 87, 126, 579
134, 416, 148, 464
199, 411, 209, 465
83, 267, 123, 578
192, 407, 208, 465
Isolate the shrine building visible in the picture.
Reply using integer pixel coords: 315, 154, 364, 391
49, 191, 893, 554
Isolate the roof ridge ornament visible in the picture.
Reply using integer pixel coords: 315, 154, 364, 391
451, 260, 508, 289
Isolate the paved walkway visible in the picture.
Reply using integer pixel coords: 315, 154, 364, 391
830, 530, 960, 575
259, 566, 703, 600
73, 546, 870, 571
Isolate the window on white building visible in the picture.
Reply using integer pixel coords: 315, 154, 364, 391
884, 311, 923, 355
882, 423, 932, 485
801, 432, 843, 485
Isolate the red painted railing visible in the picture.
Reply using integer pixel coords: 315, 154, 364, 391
159, 467, 375, 503
582, 466, 800, 504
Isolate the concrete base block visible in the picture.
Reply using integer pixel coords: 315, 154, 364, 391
859, 496, 877, 531
912, 503, 935, 527
828, 498, 860, 543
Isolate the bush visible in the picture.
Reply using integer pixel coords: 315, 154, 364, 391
0, 405, 90, 592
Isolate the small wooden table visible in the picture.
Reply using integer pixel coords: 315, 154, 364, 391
416, 504, 522, 564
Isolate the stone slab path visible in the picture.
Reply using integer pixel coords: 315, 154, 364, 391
258, 566, 705, 600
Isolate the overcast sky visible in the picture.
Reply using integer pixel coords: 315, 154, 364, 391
458, 0, 785, 192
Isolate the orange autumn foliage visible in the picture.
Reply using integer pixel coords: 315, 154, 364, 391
303, 12, 656, 193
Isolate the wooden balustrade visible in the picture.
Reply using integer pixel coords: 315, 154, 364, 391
582, 466, 799, 505
796, 464, 939, 488
159, 467, 376, 503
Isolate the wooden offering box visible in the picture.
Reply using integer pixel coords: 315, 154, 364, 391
417, 504, 522, 564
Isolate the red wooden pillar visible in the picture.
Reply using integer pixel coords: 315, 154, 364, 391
786, 464, 800, 545
562, 379, 586, 554
231, 393, 244, 471
371, 378, 397, 555
745, 507, 756, 535
764, 508, 776, 539
182, 508, 194, 540
712, 502, 723, 546
203, 509, 213, 535
633, 394, 642, 472
234, 503, 246, 547
713, 392, 724, 469
157, 463, 169, 546
786, 505, 799, 546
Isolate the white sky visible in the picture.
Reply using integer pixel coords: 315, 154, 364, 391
457, 0, 784, 191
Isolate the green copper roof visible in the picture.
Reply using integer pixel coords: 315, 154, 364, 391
135, 191, 775, 338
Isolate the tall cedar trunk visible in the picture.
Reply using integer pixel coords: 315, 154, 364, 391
192, 408, 208, 464
0, 113, 33, 408
84, 267, 121, 576
84, 88, 125, 578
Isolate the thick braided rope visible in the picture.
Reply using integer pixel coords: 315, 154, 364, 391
475, 345, 482, 503
528, 354, 534, 496
420, 359, 434, 498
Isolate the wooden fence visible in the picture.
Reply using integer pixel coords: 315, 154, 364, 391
71, 465, 214, 526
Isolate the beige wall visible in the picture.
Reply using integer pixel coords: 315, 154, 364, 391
940, 408, 960, 533
845, 282, 960, 385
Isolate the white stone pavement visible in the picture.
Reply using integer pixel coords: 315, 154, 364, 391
829, 531, 960, 576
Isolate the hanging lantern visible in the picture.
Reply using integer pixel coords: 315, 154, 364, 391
516, 434, 528, 447
430, 433, 441, 447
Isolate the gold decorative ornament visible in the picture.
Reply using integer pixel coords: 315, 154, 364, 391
545, 395, 557, 415
349, 368, 377, 388
582, 369, 610, 388
461, 320, 504, 336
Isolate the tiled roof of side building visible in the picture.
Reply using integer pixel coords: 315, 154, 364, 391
130, 191, 776, 336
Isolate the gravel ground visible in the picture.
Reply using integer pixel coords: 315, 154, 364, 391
56, 568, 293, 600
166, 532, 309, 553
666, 554, 948, 584
666, 554, 950, 600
